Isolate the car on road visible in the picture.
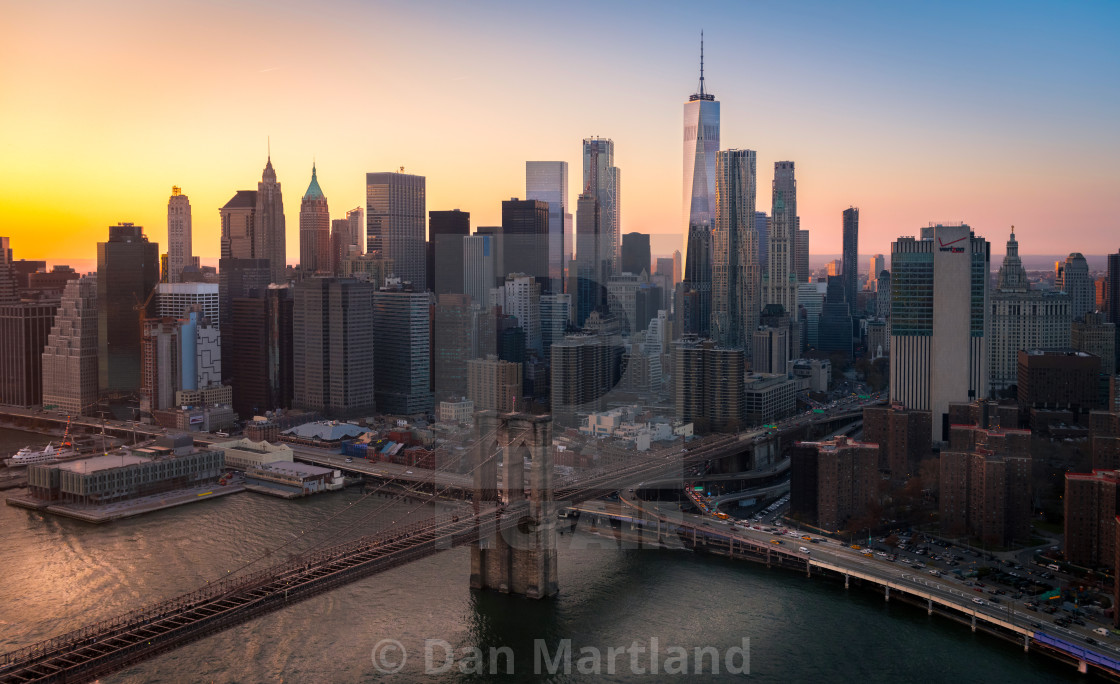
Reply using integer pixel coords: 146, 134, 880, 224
972, 598, 986, 605
1086, 637, 1098, 645
345, 458, 353, 463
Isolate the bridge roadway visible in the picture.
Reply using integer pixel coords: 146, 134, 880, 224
605, 492, 1120, 679
0, 435, 737, 684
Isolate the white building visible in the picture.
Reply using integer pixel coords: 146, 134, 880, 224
462, 234, 495, 307
502, 273, 541, 354
889, 224, 989, 443
157, 282, 219, 325
989, 231, 1071, 392
438, 398, 474, 425
213, 438, 293, 470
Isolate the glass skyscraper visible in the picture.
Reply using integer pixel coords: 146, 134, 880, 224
581, 138, 620, 276
526, 161, 571, 294
366, 172, 426, 288
711, 149, 757, 350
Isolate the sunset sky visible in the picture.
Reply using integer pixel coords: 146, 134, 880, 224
2, 0, 1118, 267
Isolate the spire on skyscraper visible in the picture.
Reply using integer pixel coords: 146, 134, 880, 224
304, 162, 324, 200
691, 31, 714, 102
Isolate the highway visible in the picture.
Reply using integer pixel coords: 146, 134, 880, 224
617, 487, 1120, 670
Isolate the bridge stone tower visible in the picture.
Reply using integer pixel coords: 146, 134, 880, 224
470, 411, 558, 599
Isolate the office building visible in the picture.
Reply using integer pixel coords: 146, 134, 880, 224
330, 207, 364, 275
790, 436, 879, 532
989, 231, 1071, 392
367, 171, 426, 287
340, 252, 393, 287
634, 284, 663, 334
683, 36, 719, 237
798, 281, 826, 348
826, 260, 841, 277
292, 277, 376, 418
818, 275, 854, 358
1017, 349, 1100, 410
755, 212, 769, 278
499, 273, 541, 355
526, 161, 571, 294
228, 285, 293, 419
1109, 251, 1120, 370
763, 162, 798, 316
217, 257, 270, 382
220, 190, 257, 260
795, 227, 809, 283
868, 255, 885, 290
463, 234, 495, 306
752, 326, 789, 375
429, 209, 470, 295
550, 333, 623, 427
574, 192, 606, 327
743, 373, 798, 426
1073, 312, 1116, 376
621, 232, 651, 278
0, 299, 58, 407
166, 187, 192, 284
711, 148, 758, 350
862, 404, 932, 481
541, 293, 571, 358
467, 355, 522, 413
256, 156, 287, 283
889, 224, 989, 442
606, 273, 640, 334
673, 338, 744, 434
841, 207, 859, 305
502, 199, 550, 287
583, 138, 621, 275
140, 312, 222, 415
1056, 253, 1094, 321
940, 424, 1032, 547
156, 282, 219, 324
97, 223, 159, 394
1064, 469, 1120, 568
433, 294, 472, 402
876, 270, 891, 318
41, 277, 98, 415
298, 163, 331, 274
373, 279, 433, 415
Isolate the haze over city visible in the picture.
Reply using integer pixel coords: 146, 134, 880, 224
2, 0, 1118, 263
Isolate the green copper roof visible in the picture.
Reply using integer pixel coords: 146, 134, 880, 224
304, 163, 325, 200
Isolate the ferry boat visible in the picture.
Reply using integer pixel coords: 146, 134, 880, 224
5, 442, 74, 467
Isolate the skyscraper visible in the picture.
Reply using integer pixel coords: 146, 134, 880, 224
433, 293, 472, 401
526, 161, 571, 294
298, 163, 331, 273
463, 234, 495, 307
292, 277, 375, 417
682, 33, 720, 238
97, 223, 159, 394
256, 156, 287, 284
332, 207, 364, 274
818, 276, 854, 358
889, 224, 990, 442
373, 279, 434, 415
217, 258, 270, 382
842, 207, 859, 306
1110, 250, 1120, 371
219, 191, 257, 260
795, 227, 809, 283
429, 209, 470, 295
763, 162, 798, 316
1056, 252, 1094, 321
367, 171, 426, 287
229, 284, 293, 418
502, 199, 550, 287
166, 187, 192, 284
711, 149, 757, 350
582, 138, 620, 275
41, 276, 98, 415
754, 212, 769, 278
989, 230, 1070, 392
0, 299, 57, 407
621, 232, 651, 278
574, 192, 605, 327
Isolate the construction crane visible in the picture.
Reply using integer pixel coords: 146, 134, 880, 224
133, 285, 158, 331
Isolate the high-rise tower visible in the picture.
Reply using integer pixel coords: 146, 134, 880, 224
166, 187, 192, 284
526, 161, 572, 294
763, 162, 798, 315
582, 139, 620, 276
682, 34, 720, 338
711, 149, 758, 350
842, 207, 859, 308
256, 156, 287, 284
299, 164, 331, 273
366, 171, 426, 288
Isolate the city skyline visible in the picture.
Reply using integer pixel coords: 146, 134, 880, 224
2, 1, 1117, 265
